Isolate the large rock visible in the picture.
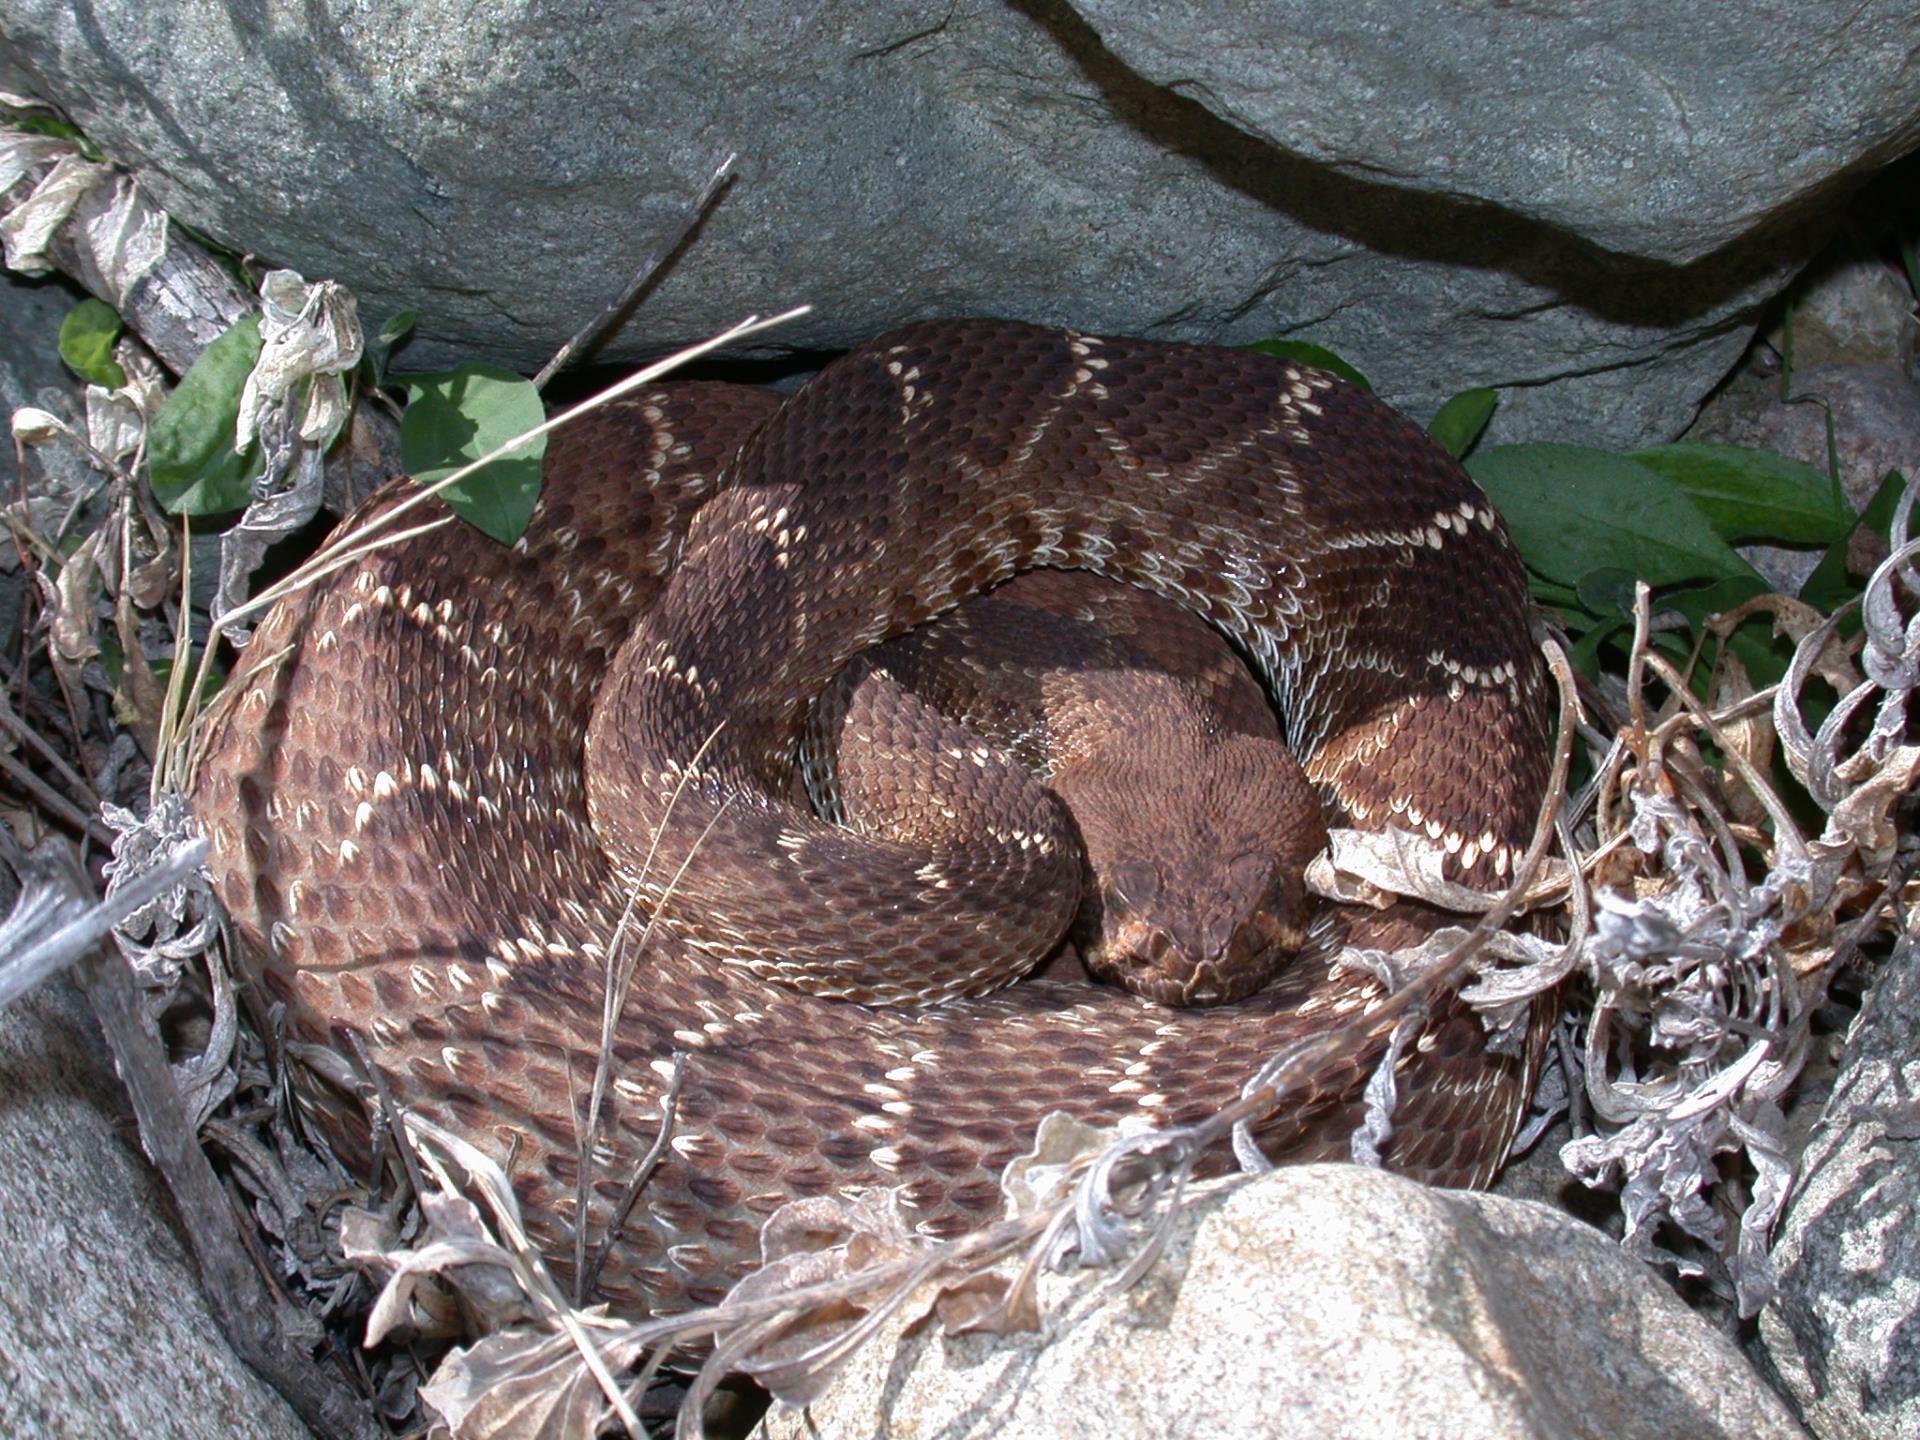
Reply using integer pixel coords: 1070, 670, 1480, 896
1073, 1, 1920, 263
4, 2, 1916, 447
757, 1165, 1806, 1440
1758, 940, 1920, 1440
0, 975, 315, 1440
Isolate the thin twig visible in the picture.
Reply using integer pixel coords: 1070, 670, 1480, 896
0, 748, 114, 846
1641, 648, 1810, 865
70, 884, 380, 1439
573, 721, 728, 1293
0, 838, 206, 1009
533, 153, 739, 391
582, 1053, 687, 1301
0, 693, 98, 811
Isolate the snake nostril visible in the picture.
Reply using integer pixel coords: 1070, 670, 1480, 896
1202, 908, 1240, 964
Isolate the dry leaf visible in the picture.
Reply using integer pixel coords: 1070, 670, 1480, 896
0, 148, 112, 272
11, 406, 64, 444
716, 1188, 929, 1405
932, 1270, 1039, 1336
84, 382, 146, 464
419, 1323, 645, 1440
1822, 743, 1920, 869
347, 1191, 533, 1345
238, 269, 363, 449
999, 1110, 1117, 1218
1313, 826, 1566, 913
1707, 652, 1775, 827
52, 528, 103, 662
112, 588, 165, 758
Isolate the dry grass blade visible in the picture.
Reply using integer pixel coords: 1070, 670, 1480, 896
533, 151, 738, 391
573, 720, 729, 1296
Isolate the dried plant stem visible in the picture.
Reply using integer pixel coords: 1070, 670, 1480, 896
407, 1117, 646, 1438
533, 152, 738, 391
574, 719, 729, 1295
583, 1054, 686, 1303
150, 514, 198, 797
0, 693, 97, 810
0, 748, 113, 845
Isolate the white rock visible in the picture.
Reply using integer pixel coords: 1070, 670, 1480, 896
759, 1164, 1805, 1440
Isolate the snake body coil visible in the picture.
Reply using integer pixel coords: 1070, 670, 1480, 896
193, 319, 1552, 1313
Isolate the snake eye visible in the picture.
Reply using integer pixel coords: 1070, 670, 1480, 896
1107, 859, 1162, 912
1224, 852, 1278, 898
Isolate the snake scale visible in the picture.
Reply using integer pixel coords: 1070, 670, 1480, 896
192, 318, 1552, 1314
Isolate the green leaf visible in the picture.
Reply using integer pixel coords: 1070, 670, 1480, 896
399, 364, 546, 544
1800, 469, 1908, 615
58, 299, 127, 389
1566, 616, 1627, 681
148, 316, 264, 515
1239, 339, 1372, 392
1629, 443, 1852, 546
377, 310, 417, 350
1648, 573, 1787, 694
1428, 387, 1497, 459
1573, 566, 1638, 619
1658, 573, 1773, 635
1526, 573, 1585, 611
1468, 443, 1763, 591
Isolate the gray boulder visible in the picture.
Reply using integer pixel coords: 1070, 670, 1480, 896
0, 975, 315, 1440
756, 1164, 1806, 1440
1758, 940, 1920, 1440
1072, 1, 1920, 263
4, 2, 1916, 448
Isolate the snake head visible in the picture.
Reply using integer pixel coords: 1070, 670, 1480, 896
1061, 733, 1326, 1008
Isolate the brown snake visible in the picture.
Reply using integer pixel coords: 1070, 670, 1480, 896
192, 318, 1553, 1314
